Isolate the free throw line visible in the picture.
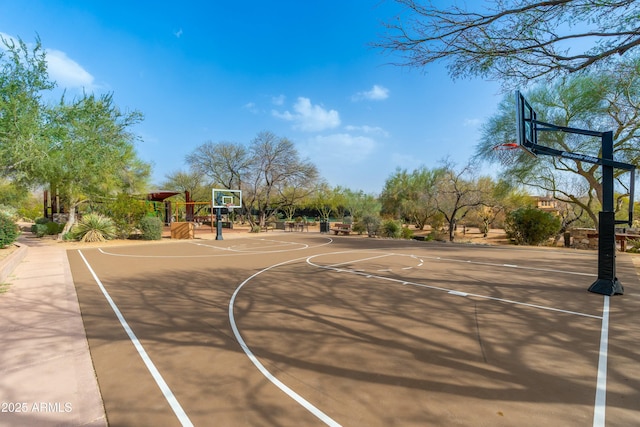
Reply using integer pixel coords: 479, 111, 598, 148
78, 250, 194, 427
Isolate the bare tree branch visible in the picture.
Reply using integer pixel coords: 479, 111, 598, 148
376, 0, 640, 86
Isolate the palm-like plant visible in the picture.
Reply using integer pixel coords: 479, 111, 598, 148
70, 213, 116, 242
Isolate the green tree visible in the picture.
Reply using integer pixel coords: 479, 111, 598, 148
46, 93, 149, 235
310, 182, 337, 221
380, 167, 443, 229
0, 36, 55, 180
377, 0, 640, 87
340, 188, 381, 224
162, 170, 209, 201
476, 64, 640, 227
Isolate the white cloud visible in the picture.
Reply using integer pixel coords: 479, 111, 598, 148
243, 102, 259, 113
0, 33, 96, 91
271, 94, 285, 106
272, 97, 340, 132
174, 28, 183, 38
45, 48, 95, 90
352, 84, 390, 101
464, 118, 482, 127
344, 125, 389, 137
307, 133, 376, 162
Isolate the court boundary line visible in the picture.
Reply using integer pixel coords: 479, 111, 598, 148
77, 250, 194, 427
97, 236, 333, 258
306, 251, 602, 319
229, 255, 343, 427
593, 296, 610, 427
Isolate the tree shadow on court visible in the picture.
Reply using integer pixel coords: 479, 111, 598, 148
68, 243, 640, 427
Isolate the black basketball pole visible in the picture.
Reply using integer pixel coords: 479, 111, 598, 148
527, 122, 635, 296
588, 131, 624, 295
215, 207, 223, 240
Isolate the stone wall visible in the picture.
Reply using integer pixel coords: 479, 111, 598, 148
569, 228, 597, 250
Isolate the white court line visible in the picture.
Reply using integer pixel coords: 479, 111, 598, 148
422, 255, 597, 277
78, 251, 194, 427
229, 256, 343, 427
98, 236, 333, 258
326, 253, 395, 268
593, 296, 610, 427
306, 253, 602, 319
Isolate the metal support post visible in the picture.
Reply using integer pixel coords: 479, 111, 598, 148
215, 207, 223, 240
589, 131, 624, 295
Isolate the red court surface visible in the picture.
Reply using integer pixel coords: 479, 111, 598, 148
67, 234, 640, 426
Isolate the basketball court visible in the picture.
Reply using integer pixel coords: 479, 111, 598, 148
67, 234, 640, 426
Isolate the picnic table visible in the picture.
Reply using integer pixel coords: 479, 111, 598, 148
586, 232, 639, 252
330, 223, 352, 235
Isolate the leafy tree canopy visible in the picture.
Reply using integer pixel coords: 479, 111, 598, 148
476, 59, 640, 226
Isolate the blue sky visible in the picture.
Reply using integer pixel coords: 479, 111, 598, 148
1, 1, 505, 194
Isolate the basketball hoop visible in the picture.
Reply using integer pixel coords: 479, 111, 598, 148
492, 142, 524, 166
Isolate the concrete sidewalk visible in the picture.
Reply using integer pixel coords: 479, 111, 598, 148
0, 236, 107, 427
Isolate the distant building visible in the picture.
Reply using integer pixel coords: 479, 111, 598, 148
536, 196, 559, 213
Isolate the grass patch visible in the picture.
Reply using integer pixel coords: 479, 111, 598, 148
0, 282, 11, 294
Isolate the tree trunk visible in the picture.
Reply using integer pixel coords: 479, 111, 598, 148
60, 202, 77, 239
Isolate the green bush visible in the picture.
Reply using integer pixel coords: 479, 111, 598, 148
381, 220, 401, 238
31, 223, 47, 237
0, 213, 19, 247
401, 226, 414, 239
70, 214, 117, 242
0, 204, 18, 220
46, 221, 64, 235
32, 220, 63, 236
139, 216, 163, 240
100, 194, 152, 238
505, 207, 561, 245
352, 221, 366, 235
362, 214, 381, 237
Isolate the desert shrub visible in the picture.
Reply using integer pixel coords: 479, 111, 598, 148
70, 214, 117, 242
401, 226, 414, 239
626, 238, 640, 253
31, 220, 63, 237
352, 221, 366, 235
251, 225, 261, 233
31, 223, 47, 237
0, 213, 19, 247
139, 216, 163, 240
46, 221, 64, 235
381, 220, 401, 238
100, 194, 152, 238
362, 214, 381, 237
505, 207, 561, 245
0, 204, 18, 220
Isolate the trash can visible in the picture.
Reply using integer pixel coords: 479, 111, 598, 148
320, 221, 330, 233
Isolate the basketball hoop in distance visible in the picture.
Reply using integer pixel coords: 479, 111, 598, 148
492, 142, 525, 166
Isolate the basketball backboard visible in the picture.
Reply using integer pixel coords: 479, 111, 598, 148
212, 189, 242, 209
515, 90, 537, 150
